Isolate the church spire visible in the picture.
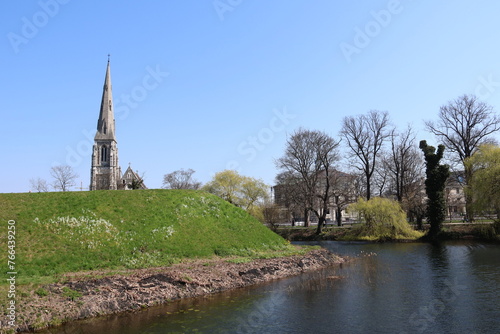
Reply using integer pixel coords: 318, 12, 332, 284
90, 57, 121, 190
95, 57, 116, 140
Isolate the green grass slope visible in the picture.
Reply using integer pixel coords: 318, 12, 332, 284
0, 190, 288, 283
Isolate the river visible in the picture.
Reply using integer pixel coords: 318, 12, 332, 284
41, 241, 500, 333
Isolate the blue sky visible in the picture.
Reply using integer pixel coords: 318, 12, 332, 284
2, 0, 500, 193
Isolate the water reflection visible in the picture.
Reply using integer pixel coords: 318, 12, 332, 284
40, 241, 500, 334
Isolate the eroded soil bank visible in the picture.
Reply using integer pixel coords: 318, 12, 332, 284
2, 249, 345, 333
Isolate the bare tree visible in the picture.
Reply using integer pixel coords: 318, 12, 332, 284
329, 170, 358, 226
385, 125, 424, 202
373, 164, 390, 198
274, 171, 307, 226
276, 128, 341, 234
50, 165, 78, 192
404, 177, 427, 229
29, 177, 49, 193
425, 94, 500, 220
341, 110, 390, 200
162, 169, 202, 190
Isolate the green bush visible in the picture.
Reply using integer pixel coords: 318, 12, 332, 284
347, 197, 424, 241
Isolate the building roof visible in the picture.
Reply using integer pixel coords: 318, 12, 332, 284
95, 58, 116, 141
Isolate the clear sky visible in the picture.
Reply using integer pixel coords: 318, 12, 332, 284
2, 0, 500, 193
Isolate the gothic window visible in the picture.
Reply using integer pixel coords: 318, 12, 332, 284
109, 100, 112, 111
101, 145, 108, 162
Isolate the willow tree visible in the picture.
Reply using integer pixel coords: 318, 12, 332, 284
465, 144, 500, 220
202, 170, 269, 219
420, 140, 450, 239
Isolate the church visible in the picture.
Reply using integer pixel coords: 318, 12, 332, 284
90, 58, 147, 190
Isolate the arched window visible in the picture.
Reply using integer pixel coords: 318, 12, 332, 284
101, 145, 108, 162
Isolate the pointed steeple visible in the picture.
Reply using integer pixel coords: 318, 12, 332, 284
95, 57, 116, 140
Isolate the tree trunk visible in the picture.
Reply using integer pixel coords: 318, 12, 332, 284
366, 174, 371, 200
336, 207, 342, 226
304, 208, 310, 227
416, 215, 423, 230
316, 216, 324, 234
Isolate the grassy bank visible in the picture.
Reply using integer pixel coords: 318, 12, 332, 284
0, 189, 291, 285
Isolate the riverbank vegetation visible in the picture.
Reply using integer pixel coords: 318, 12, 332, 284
276, 221, 499, 242
342, 197, 424, 241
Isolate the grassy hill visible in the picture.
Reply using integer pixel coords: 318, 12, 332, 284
0, 189, 290, 284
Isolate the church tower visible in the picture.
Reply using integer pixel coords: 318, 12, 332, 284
90, 58, 121, 190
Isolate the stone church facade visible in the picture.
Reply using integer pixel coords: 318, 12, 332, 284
90, 59, 146, 190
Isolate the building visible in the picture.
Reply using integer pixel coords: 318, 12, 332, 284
445, 171, 466, 218
120, 165, 147, 190
273, 169, 358, 225
90, 58, 146, 190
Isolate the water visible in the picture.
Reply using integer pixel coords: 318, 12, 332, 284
42, 241, 500, 333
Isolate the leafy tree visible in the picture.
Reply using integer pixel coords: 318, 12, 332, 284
202, 170, 269, 218
341, 110, 390, 200
425, 94, 500, 220
163, 169, 202, 190
240, 176, 269, 211
50, 165, 78, 192
276, 128, 341, 234
420, 140, 450, 239
348, 197, 423, 240
465, 144, 500, 219
203, 170, 243, 206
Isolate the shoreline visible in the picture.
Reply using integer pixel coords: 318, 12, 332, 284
2, 249, 345, 333
275, 222, 500, 242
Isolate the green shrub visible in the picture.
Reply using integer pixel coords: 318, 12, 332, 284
347, 197, 424, 240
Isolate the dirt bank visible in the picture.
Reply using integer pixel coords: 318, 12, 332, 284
2, 249, 345, 333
